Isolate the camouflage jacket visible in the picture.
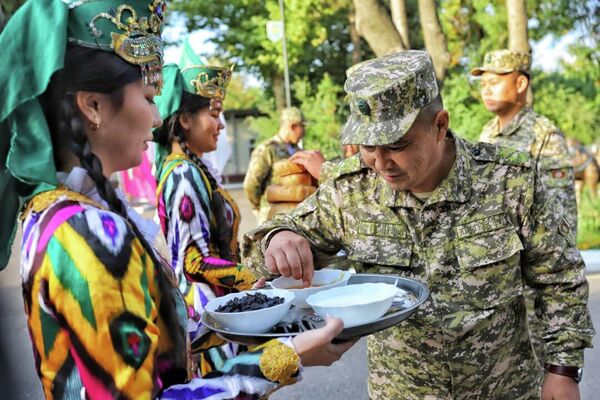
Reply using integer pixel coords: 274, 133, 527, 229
242, 135, 594, 400
480, 106, 577, 234
243, 135, 300, 224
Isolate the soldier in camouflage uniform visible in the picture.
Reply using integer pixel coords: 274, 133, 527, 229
472, 49, 579, 366
472, 49, 577, 234
242, 51, 594, 399
243, 107, 306, 224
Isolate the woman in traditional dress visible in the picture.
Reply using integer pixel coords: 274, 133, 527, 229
153, 63, 259, 375
0, 1, 352, 398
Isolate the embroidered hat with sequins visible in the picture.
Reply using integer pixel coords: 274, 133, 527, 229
0, 0, 168, 269
67, 0, 167, 88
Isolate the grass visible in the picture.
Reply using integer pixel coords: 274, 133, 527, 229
577, 188, 600, 250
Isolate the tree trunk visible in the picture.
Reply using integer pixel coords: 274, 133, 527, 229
271, 72, 286, 111
353, 0, 405, 57
506, 0, 530, 52
418, 0, 451, 81
390, 0, 410, 49
506, 0, 532, 103
348, 5, 362, 66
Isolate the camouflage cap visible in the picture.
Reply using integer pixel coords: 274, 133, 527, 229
340, 50, 439, 146
471, 49, 532, 76
280, 107, 306, 125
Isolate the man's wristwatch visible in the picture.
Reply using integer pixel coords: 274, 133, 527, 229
544, 364, 583, 383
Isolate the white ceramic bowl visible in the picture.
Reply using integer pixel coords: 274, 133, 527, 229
205, 289, 295, 333
270, 269, 352, 308
306, 283, 398, 328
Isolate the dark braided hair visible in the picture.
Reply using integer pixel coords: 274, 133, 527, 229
39, 45, 187, 385
164, 91, 235, 261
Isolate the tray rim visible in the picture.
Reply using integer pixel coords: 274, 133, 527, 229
198, 274, 429, 345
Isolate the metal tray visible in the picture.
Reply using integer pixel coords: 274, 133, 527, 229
198, 274, 429, 346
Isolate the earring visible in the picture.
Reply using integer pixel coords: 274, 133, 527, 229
89, 120, 100, 130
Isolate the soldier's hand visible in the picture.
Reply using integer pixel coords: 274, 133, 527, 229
541, 373, 580, 400
289, 150, 325, 180
292, 316, 356, 366
265, 230, 314, 286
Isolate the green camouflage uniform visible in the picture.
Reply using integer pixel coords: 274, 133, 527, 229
473, 50, 578, 365
473, 49, 577, 235
242, 51, 594, 399
243, 108, 303, 224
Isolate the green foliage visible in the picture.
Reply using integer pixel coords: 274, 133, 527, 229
222, 74, 266, 110
577, 188, 600, 249
527, 0, 599, 43
171, 0, 359, 96
438, 0, 509, 70
294, 74, 343, 159
533, 70, 599, 145
247, 74, 344, 160
246, 99, 279, 144
441, 72, 491, 142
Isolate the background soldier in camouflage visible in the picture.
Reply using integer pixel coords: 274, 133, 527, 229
472, 49, 579, 366
243, 107, 306, 224
473, 49, 577, 233
242, 51, 594, 400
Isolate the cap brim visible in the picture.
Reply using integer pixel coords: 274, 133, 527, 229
470, 67, 516, 76
340, 108, 420, 146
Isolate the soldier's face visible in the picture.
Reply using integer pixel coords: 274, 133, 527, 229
289, 122, 306, 144
360, 116, 448, 192
479, 71, 523, 113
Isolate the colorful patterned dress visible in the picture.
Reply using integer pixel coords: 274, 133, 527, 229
156, 153, 257, 375
20, 167, 301, 399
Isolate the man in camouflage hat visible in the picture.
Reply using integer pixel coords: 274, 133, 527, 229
472, 49, 577, 233
243, 106, 306, 224
472, 49, 579, 366
242, 50, 594, 399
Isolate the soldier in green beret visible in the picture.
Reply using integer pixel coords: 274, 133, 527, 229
243, 50, 594, 399
472, 49, 579, 366
243, 107, 306, 224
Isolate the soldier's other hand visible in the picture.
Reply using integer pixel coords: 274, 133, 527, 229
289, 150, 325, 180
541, 373, 580, 400
292, 316, 356, 367
265, 230, 314, 286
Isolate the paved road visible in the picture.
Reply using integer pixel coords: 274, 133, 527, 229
1, 189, 599, 398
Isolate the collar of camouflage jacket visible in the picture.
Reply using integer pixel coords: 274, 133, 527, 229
378, 131, 472, 208
491, 106, 533, 137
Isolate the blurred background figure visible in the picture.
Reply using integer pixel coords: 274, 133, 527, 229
118, 144, 157, 206
567, 137, 599, 200
243, 107, 306, 224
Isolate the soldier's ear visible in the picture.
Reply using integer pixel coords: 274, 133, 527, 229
434, 110, 449, 142
516, 74, 529, 94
